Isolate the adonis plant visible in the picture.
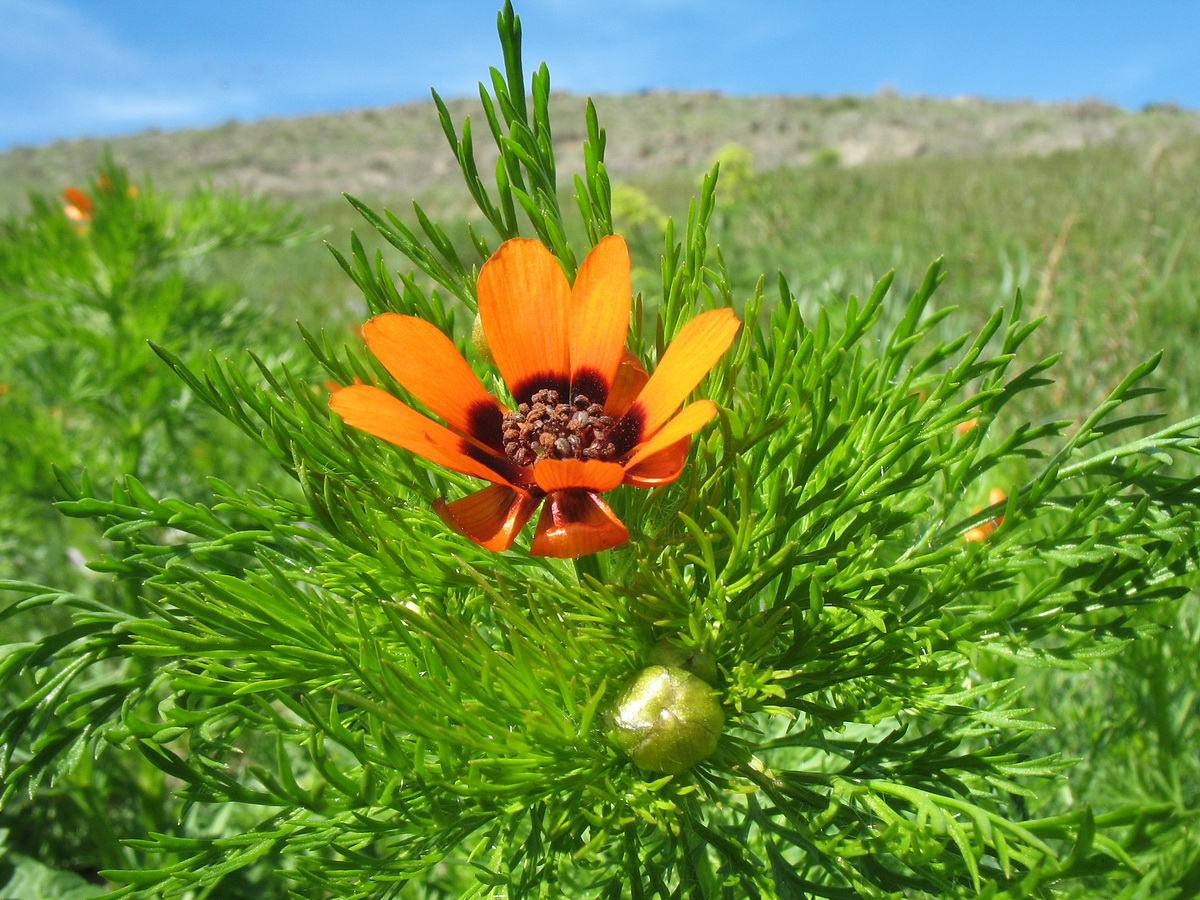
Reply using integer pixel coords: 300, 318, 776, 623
3, 4, 1200, 898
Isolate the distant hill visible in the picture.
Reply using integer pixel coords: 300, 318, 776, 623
2, 90, 1198, 214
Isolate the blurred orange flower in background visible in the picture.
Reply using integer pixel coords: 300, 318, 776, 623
62, 186, 93, 225
331, 235, 739, 557
96, 173, 138, 197
963, 487, 1007, 542
63, 178, 139, 228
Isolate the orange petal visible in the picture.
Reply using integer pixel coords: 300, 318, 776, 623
623, 437, 691, 487
433, 484, 538, 551
477, 238, 570, 405
963, 491, 1006, 543
604, 349, 649, 418
63, 186, 92, 217
533, 458, 625, 493
569, 235, 631, 403
623, 400, 716, 468
362, 313, 504, 449
612, 308, 739, 453
529, 490, 628, 557
330, 384, 522, 485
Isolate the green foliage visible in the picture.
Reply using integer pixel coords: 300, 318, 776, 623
0, 158, 314, 897
705, 143, 756, 202
0, 156, 308, 590
2, 4, 1200, 898
0, 848, 107, 899
609, 183, 669, 246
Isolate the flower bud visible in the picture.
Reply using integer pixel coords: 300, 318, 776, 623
607, 665, 724, 775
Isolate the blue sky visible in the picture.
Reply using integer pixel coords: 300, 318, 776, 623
3, 0, 1199, 150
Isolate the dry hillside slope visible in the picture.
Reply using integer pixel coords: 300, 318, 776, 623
2, 90, 1198, 213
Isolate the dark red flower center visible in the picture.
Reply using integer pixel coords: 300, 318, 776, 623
501, 389, 618, 466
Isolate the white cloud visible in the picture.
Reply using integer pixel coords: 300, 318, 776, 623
82, 92, 222, 124
0, 0, 262, 145
0, 0, 159, 142
1, 0, 133, 71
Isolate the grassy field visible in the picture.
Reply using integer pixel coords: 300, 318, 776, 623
3, 86, 1200, 896
6, 88, 1196, 417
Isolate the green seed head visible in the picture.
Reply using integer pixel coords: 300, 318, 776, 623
608, 665, 724, 775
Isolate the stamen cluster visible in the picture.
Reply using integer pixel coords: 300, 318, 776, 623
501, 389, 617, 466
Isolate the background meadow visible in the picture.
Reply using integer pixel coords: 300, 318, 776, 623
2, 81, 1199, 896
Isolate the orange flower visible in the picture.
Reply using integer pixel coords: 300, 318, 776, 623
62, 186, 93, 224
963, 488, 1006, 542
97, 174, 139, 198
330, 235, 739, 557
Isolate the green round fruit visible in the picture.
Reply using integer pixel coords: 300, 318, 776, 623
608, 665, 724, 775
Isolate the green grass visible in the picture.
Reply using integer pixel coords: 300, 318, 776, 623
8, 92, 1197, 425
714, 138, 1200, 420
